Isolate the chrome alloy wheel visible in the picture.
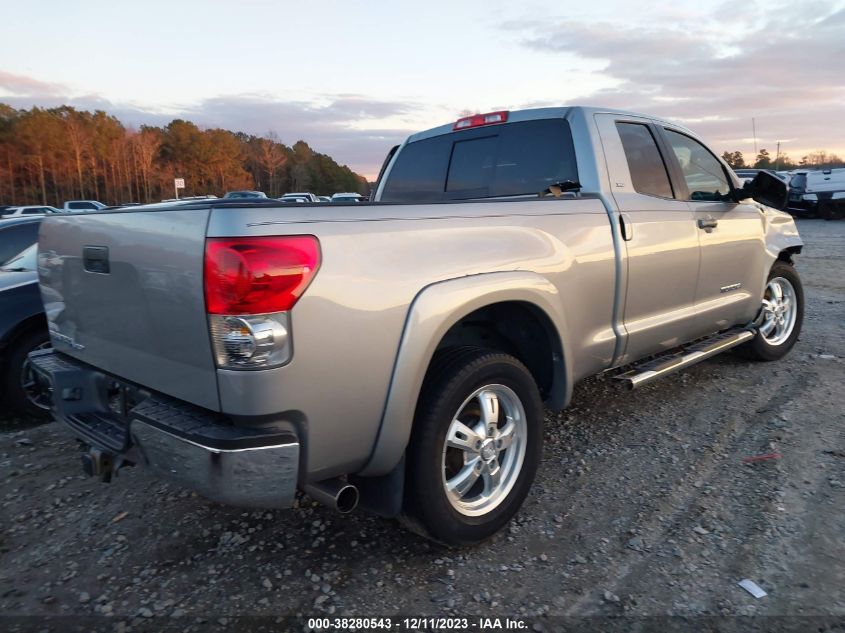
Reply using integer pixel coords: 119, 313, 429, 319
759, 277, 798, 346
441, 384, 527, 517
20, 342, 52, 410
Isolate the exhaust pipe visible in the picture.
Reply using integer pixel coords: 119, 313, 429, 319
304, 478, 359, 514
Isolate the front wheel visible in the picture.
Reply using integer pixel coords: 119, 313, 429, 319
736, 261, 804, 362
402, 348, 543, 546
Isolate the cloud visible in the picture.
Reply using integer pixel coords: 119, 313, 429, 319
181, 94, 414, 175
0, 75, 412, 178
511, 2, 845, 159
0, 70, 65, 97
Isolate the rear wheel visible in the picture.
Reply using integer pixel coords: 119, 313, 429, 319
736, 261, 804, 362
2, 329, 52, 419
402, 348, 543, 546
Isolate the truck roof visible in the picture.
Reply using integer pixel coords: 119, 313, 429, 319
406, 105, 693, 144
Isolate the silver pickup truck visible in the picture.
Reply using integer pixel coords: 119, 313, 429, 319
30, 106, 803, 545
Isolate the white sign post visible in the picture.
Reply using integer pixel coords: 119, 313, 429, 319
174, 178, 185, 199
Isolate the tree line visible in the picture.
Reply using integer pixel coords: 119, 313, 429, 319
721, 148, 844, 171
0, 104, 369, 206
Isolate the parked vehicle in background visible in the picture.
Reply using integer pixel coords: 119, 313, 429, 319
63, 200, 107, 212
31, 106, 802, 545
161, 195, 218, 203
734, 169, 762, 181
1, 205, 62, 218
733, 168, 789, 184
0, 205, 15, 215
787, 171, 809, 214
222, 191, 267, 200
788, 169, 845, 217
280, 192, 319, 203
331, 192, 364, 203
318, 196, 332, 203
0, 242, 50, 418
0, 216, 42, 264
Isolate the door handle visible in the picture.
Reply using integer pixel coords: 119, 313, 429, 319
620, 213, 634, 241
697, 217, 718, 231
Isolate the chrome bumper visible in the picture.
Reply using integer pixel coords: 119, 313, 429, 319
130, 421, 299, 508
29, 349, 300, 509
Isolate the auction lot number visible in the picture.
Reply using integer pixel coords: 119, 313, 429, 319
308, 617, 527, 630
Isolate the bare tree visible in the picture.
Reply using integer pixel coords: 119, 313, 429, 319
256, 136, 287, 197
63, 111, 89, 199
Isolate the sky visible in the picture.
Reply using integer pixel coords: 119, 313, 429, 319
1, 0, 844, 179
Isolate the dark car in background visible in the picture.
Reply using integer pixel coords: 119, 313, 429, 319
0, 242, 51, 418
222, 191, 267, 199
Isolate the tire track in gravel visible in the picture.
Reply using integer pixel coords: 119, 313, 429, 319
559, 363, 812, 615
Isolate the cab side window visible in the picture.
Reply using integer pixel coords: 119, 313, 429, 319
664, 129, 730, 201
616, 122, 674, 199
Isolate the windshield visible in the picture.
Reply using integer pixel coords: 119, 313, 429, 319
1, 244, 37, 271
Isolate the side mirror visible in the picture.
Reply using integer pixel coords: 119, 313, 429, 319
740, 171, 788, 209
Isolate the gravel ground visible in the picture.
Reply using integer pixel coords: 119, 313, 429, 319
1, 219, 843, 632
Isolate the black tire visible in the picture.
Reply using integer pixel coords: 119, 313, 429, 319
1, 328, 52, 419
735, 261, 804, 362
402, 347, 543, 546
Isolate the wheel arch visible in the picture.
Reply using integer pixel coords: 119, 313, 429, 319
776, 245, 802, 264
433, 301, 565, 407
359, 271, 571, 477
0, 312, 48, 354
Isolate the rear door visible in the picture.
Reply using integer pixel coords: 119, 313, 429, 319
595, 113, 702, 363
37, 208, 220, 410
659, 127, 766, 333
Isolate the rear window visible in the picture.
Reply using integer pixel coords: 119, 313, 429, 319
381, 119, 578, 203
68, 202, 94, 209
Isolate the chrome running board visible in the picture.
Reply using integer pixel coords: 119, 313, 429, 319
615, 328, 755, 389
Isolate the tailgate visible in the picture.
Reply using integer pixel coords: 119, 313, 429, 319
37, 209, 219, 411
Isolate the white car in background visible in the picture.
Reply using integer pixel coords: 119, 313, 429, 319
63, 200, 107, 212
1, 205, 62, 219
331, 192, 364, 203
280, 192, 319, 203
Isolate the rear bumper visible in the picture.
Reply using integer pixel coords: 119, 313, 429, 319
28, 349, 299, 508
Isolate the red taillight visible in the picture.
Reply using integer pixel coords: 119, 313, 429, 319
453, 110, 509, 131
204, 235, 321, 315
